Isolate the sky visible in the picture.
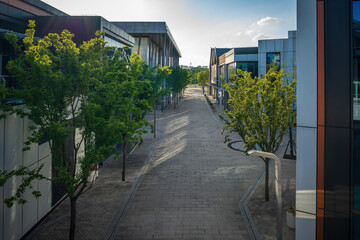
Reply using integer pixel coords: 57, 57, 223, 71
42, 0, 296, 67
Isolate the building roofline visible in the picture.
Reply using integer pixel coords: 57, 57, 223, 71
24, 0, 68, 16
111, 21, 181, 57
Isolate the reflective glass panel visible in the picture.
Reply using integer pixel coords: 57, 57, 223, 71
266, 52, 280, 71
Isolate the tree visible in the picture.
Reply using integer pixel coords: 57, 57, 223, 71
1, 21, 118, 239
167, 66, 191, 108
115, 53, 153, 181
220, 66, 296, 201
150, 66, 172, 138
197, 69, 209, 93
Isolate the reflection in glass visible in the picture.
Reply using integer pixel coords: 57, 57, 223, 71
266, 52, 280, 71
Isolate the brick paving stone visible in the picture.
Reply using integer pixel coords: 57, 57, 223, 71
114, 88, 263, 240
28, 88, 270, 240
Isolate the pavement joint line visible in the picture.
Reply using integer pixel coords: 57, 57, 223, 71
104, 129, 164, 240
238, 159, 274, 240
203, 94, 223, 123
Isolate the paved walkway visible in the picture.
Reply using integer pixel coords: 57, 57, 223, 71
28, 87, 295, 240
113, 88, 264, 240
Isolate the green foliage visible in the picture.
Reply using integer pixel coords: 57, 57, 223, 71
167, 66, 191, 94
0, 21, 153, 207
197, 69, 209, 87
221, 66, 296, 201
221, 66, 296, 154
0, 165, 45, 207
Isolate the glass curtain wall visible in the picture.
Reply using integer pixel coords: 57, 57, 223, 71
132, 37, 149, 63
211, 64, 217, 84
227, 62, 236, 81
237, 61, 258, 78
104, 36, 126, 49
266, 52, 281, 71
353, 1, 360, 239
227, 61, 258, 80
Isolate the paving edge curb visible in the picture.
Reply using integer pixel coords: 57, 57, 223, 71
203, 94, 222, 123
238, 159, 274, 240
104, 129, 164, 240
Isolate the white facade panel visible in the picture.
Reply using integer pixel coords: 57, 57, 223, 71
296, 126, 317, 214
297, 0, 318, 128
284, 39, 296, 52
5, 109, 24, 170
296, 211, 316, 240
225, 54, 234, 64
284, 51, 296, 68
266, 40, 275, 52
274, 39, 284, 52
258, 66, 266, 78
258, 40, 266, 53
38, 156, 52, 219
258, 53, 267, 68
23, 118, 39, 167
246, 54, 258, 61
22, 164, 39, 234
4, 176, 23, 240
39, 141, 50, 161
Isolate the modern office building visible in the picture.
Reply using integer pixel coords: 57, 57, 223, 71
209, 47, 231, 97
208, 31, 296, 110
0, 2, 68, 240
296, 0, 359, 239
258, 31, 296, 79
111, 22, 181, 68
0, 2, 136, 240
34, 16, 135, 49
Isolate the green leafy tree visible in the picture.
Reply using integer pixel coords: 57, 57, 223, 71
221, 66, 296, 201
167, 66, 191, 108
1, 21, 117, 240
114, 53, 153, 181
197, 69, 209, 93
150, 66, 172, 137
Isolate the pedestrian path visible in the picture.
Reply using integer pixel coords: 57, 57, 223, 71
112, 88, 264, 239
28, 88, 268, 240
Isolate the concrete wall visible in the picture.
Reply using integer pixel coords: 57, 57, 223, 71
296, 0, 317, 239
0, 108, 52, 240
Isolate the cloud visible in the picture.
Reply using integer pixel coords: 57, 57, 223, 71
256, 16, 280, 26
252, 33, 270, 41
236, 32, 242, 36
245, 29, 255, 36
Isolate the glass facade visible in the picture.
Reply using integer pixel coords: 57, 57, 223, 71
227, 61, 258, 81
227, 62, 236, 81
211, 64, 217, 84
266, 52, 281, 71
104, 36, 126, 49
354, 1, 360, 239
219, 65, 225, 82
237, 61, 258, 78
132, 37, 149, 63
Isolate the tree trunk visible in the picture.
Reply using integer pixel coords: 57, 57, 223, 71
265, 158, 270, 201
122, 142, 127, 181
202, 86, 204, 94
173, 93, 176, 109
154, 104, 156, 139
69, 197, 76, 240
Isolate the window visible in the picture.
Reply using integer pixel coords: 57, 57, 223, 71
266, 52, 280, 71
227, 62, 236, 81
236, 61, 258, 78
